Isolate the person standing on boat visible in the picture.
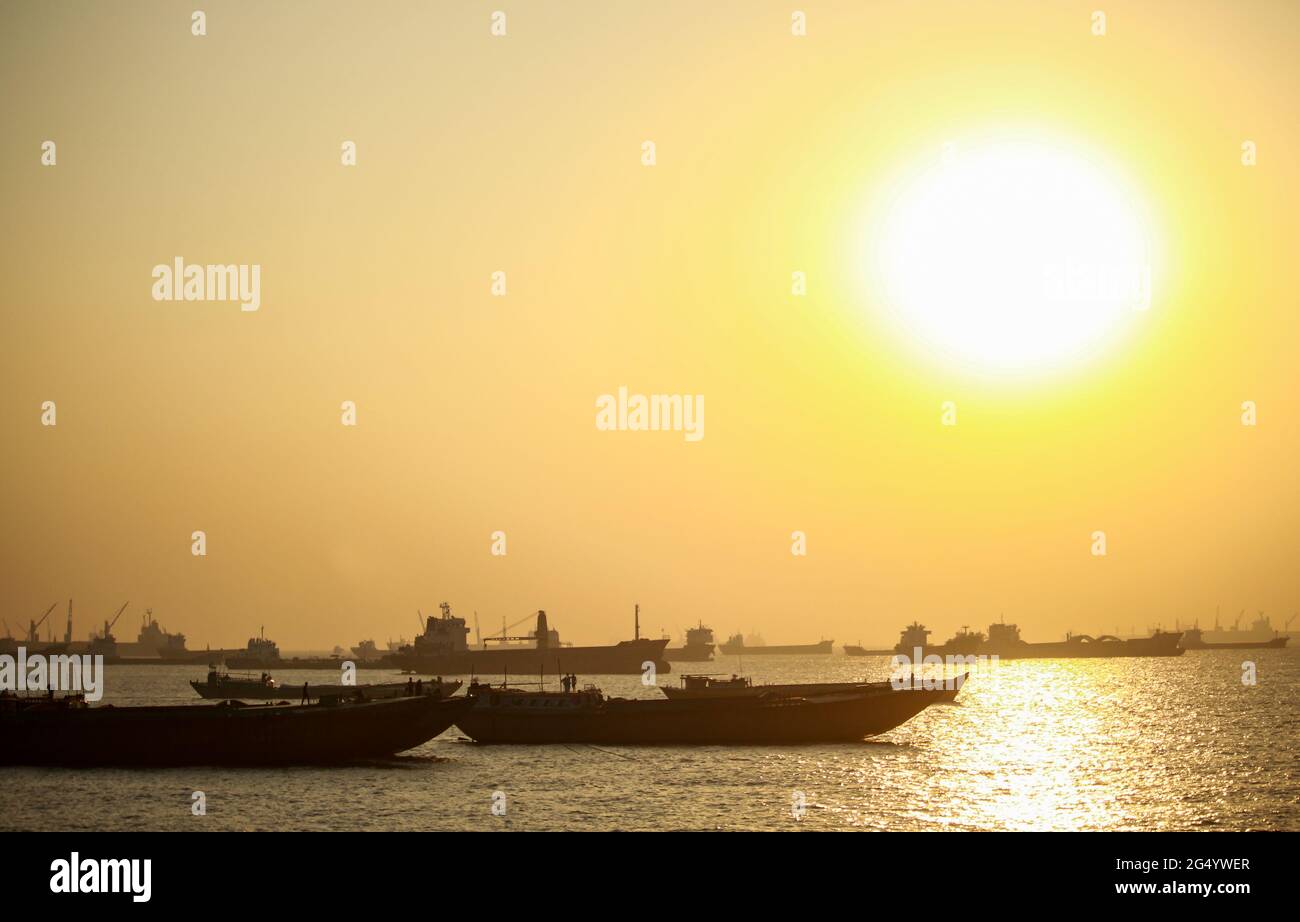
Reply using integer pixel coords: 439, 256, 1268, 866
301, 682, 309, 705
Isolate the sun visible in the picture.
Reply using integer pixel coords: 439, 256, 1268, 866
871, 135, 1155, 376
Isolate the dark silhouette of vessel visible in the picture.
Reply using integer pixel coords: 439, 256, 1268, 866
844, 642, 893, 656
717, 634, 834, 656
227, 627, 281, 668
664, 621, 716, 662
893, 620, 1184, 659
189, 667, 462, 701
455, 680, 949, 744
0, 692, 471, 766
1179, 610, 1290, 650
660, 672, 966, 703
384, 604, 669, 676
135, 609, 187, 656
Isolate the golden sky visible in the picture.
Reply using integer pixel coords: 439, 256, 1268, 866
2, 1, 1297, 649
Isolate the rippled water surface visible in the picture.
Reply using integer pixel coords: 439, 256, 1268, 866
2, 652, 1297, 830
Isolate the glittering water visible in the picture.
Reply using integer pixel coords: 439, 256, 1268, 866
2, 651, 1297, 830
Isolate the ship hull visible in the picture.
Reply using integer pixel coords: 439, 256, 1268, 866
1182, 636, 1288, 650
895, 632, 1185, 660
385, 639, 670, 676
663, 644, 714, 662
717, 640, 834, 656
0, 695, 471, 766
455, 688, 946, 744
844, 645, 893, 657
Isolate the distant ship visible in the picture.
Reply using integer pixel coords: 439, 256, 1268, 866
844, 642, 892, 656
893, 620, 1184, 659
228, 628, 282, 668
383, 603, 670, 676
717, 633, 834, 656
664, 622, 716, 662
1180, 610, 1291, 650
137, 609, 187, 654
351, 639, 382, 661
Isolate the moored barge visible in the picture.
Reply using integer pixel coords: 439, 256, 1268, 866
0, 692, 470, 766
454, 681, 949, 744
189, 668, 462, 701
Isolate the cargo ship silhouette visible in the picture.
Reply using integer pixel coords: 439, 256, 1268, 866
893, 620, 1184, 659
717, 633, 834, 656
384, 603, 669, 676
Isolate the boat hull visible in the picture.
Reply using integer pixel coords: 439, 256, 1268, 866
0, 695, 471, 766
455, 688, 946, 744
662, 676, 965, 704
189, 678, 462, 701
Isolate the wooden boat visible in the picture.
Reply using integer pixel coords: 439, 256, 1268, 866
189, 668, 461, 701
661, 672, 966, 703
0, 692, 471, 766
454, 681, 951, 744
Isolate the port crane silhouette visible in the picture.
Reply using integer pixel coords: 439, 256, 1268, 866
484, 610, 543, 646
26, 602, 57, 643
97, 601, 129, 642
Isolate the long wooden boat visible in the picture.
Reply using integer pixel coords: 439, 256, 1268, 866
454, 681, 950, 744
189, 669, 461, 701
0, 692, 471, 766
660, 673, 966, 703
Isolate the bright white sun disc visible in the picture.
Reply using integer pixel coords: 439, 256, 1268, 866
874, 139, 1153, 374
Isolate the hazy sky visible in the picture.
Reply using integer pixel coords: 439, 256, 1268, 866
2, 1, 1297, 650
